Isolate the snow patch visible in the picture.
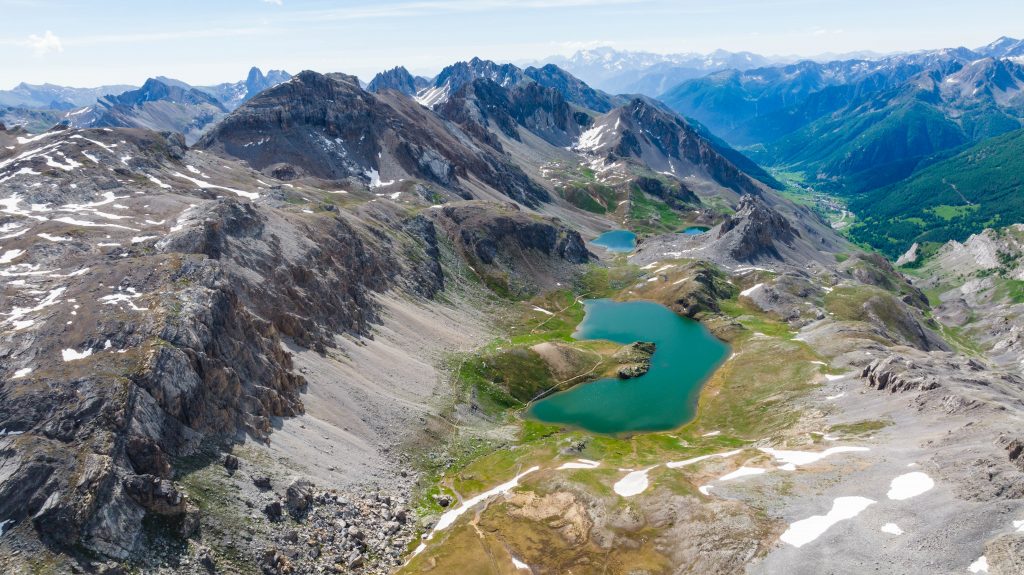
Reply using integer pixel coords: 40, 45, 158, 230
575, 123, 609, 151
146, 174, 172, 189
557, 459, 600, 470
666, 449, 743, 469
613, 467, 656, 497
417, 465, 540, 550
886, 472, 934, 500
718, 466, 767, 481
364, 169, 395, 189
0, 249, 24, 264
98, 287, 148, 311
880, 523, 903, 535
758, 446, 869, 468
62, 347, 93, 362
780, 497, 876, 548
171, 172, 258, 199
740, 283, 764, 297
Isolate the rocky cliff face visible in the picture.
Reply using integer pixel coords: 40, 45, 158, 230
437, 78, 589, 148
197, 71, 551, 207
367, 66, 430, 96
574, 99, 766, 197
717, 195, 799, 261
523, 64, 620, 113
430, 201, 593, 296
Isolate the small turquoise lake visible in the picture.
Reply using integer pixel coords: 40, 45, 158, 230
681, 226, 710, 235
527, 299, 729, 435
590, 230, 636, 252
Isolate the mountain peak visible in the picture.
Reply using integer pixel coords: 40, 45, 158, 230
367, 66, 429, 96
246, 66, 266, 85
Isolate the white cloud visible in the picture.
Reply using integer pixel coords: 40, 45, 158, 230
263, 0, 282, 4
27, 30, 62, 55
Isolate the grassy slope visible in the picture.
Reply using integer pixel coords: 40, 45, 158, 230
770, 98, 969, 194
849, 127, 1024, 257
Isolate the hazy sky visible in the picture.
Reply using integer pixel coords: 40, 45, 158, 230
1, 0, 1021, 88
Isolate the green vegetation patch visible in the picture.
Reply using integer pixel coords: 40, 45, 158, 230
560, 182, 619, 214
850, 127, 1024, 257
828, 419, 892, 436
628, 189, 684, 234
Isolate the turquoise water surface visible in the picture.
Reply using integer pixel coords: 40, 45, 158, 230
590, 230, 637, 252
681, 226, 710, 235
527, 299, 729, 435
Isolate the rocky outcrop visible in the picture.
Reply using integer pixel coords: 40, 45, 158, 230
633, 175, 700, 208
427, 58, 526, 104
895, 242, 919, 266
683, 267, 736, 317
122, 474, 197, 529
984, 533, 1024, 575
524, 64, 619, 113
860, 351, 1019, 402
717, 195, 799, 261
614, 341, 656, 379
861, 354, 944, 393
430, 201, 593, 296
285, 478, 314, 519
438, 77, 588, 148
839, 252, 930, 311
367, 66, 429, 96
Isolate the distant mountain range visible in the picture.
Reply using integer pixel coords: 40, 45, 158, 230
533, 47, 782, 96
0, 82, 137, 110
532, 38, 1024, 98
0, 67, 290, 142
661, 39, 1024, 194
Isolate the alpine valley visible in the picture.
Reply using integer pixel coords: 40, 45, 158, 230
2, 37, 1024, 575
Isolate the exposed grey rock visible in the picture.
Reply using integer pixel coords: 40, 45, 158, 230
366, 66, 429, 96
430, 201, 593, 296
285, 478, 314, 519
196, 70, 551, 207
985, 532, 1024, 575
263, 501, 283, 522
718, 195, 799, 261
614, 341, 656, 379
122, 474, 188, 516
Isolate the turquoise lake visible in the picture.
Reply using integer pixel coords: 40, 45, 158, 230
590, 230, 637, 252
527, 299, 729, 435
681, 226, 710, 235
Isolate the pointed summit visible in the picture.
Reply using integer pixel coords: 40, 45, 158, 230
367, 66, 430, 96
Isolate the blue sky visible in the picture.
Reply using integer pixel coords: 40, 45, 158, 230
1, 0, 1022, 88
